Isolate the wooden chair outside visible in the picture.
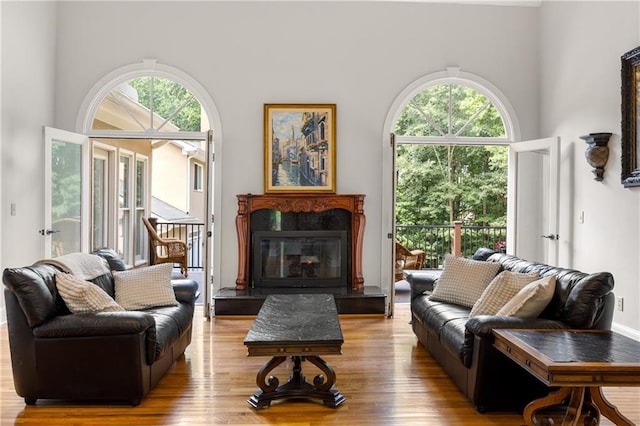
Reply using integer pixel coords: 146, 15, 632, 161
142, 217, 188, 277
395, 241, 426, 282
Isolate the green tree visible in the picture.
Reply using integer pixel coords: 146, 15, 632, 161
129, 77, 201, 132
394, 84, 508, 227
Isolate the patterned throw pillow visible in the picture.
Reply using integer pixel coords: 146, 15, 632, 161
429, 254, 501, 308
113, 263, 178, 310
496, 275, 556, 318
56, 273, 124, 314
469, 270, 540, 317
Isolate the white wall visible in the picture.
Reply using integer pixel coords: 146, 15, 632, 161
0, 1, 58, 322
4, 1, 636, 333
50, 0, 539, 292
539, 1, 640, 333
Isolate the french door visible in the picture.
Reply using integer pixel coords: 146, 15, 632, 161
43, 127, 90, 257
507, 137, 560, 265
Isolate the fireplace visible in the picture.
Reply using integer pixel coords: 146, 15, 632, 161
252, 230, 348, 288
235, 193, 365, 292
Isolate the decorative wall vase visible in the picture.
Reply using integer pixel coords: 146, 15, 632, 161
580, 133, 612, 181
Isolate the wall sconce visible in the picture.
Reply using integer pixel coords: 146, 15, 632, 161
580, 132, 612, 181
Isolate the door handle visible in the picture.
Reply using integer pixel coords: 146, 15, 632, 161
39, 229, 60, 236
540, 234, 557, 240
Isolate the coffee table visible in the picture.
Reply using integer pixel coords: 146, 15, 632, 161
493, 329, 640, 426
243, 293, 346, 409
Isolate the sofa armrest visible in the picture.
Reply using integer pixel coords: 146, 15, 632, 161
405, 269, 442, 301
32, 311, 155, 338
171, 279, 199, 304
465, 315, 567, 339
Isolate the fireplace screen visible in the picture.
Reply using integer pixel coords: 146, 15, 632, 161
252, 230, 348, 288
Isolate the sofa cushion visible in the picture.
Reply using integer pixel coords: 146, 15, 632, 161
114, 263, 178, 310
470, 270, 540, 317
55, 273, 124, 314
429, 254, 501, 308
496, 275, 556, 318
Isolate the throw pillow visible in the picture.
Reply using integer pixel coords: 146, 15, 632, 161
113, 263, 178, 310
496, 275, 556, 318
429, 254, 501, 308
56, 273, 124, 314
469, 270, 540, 317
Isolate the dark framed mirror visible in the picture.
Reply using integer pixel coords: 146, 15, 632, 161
621, 46, 640, 187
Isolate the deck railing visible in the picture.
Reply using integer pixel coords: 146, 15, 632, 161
154, 222, 205, 271
396, 222, 506, 269
152, 221, 505, 272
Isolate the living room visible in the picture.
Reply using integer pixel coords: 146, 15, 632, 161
1, 0, 640, 424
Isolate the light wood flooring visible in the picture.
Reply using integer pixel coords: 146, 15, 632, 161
1, 303, 638, 425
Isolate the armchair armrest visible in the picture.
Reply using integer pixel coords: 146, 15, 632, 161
172, 279, 199, 304
32, 311, 155, 338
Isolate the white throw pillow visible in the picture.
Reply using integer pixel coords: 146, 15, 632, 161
429, 254, 501, 308
56, 273, 124, 314
469, 270, 540, 317
496, 275, 556, 318
113, 263, 178, 310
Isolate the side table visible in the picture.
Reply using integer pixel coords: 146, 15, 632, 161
493, 329, 640, 426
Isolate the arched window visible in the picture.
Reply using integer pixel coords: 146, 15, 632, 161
394, 82, 507, 141
76, 61, 219, 284
92, 76, 205, 133
387, 68, 520, 268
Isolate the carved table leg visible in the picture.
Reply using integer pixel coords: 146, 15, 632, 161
524, 387, 572, 425
247, 355, 345, 409
587, 387, 635, 426
561, 387, 585, 426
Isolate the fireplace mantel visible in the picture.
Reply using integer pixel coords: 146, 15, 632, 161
235, 193, 366, 292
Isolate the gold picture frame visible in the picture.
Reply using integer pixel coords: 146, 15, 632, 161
264, 104, 336, 193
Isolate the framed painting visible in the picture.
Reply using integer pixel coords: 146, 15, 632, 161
264, 104, 336, 193
621, 46, 640, 187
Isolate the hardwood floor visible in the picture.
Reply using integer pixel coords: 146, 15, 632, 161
1, 303, 638, 425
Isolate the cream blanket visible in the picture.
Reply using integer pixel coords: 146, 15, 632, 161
36, 252, 110, 280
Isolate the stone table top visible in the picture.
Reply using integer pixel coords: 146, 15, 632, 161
244, 294, 343, 348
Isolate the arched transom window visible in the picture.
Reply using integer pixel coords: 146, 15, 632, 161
93, 76, 205, 134
394, 80, 512, 144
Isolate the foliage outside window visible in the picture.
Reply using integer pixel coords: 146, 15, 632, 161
395, 83, 508, 229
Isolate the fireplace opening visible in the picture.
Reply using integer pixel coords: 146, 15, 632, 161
252, 230, 348, 288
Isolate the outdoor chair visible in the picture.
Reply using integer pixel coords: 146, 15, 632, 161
142, 217, 188, 277
395, 240, 425, 282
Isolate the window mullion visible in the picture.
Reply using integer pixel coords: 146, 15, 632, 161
455, 101, 490, 137
410, 99, 446, 136
111, 93, 147, 131
157, 95, 195, 132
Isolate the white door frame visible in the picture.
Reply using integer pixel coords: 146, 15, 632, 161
507, 137, 560, 266
44, 126, 91, 257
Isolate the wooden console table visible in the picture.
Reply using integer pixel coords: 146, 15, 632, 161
494, 329, 640, 426
243, 294, 346, 409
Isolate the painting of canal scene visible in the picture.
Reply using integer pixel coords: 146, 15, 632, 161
264, 104, 336, 193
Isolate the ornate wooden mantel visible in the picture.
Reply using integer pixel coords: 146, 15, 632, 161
235, 193, 366, 292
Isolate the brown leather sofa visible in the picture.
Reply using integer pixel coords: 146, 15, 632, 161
2, 249, 199, 406
406, 248, 615, 413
